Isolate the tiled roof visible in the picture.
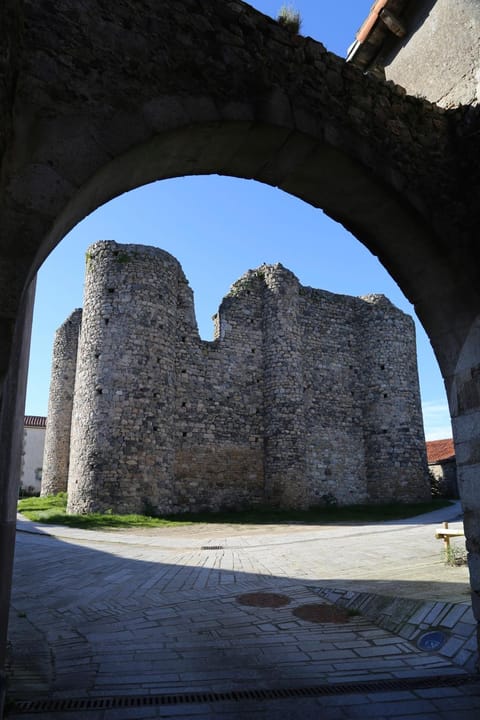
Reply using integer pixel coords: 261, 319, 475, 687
347, 0, 410, 69
24, 415, 47, 428
426, 438, 455, 464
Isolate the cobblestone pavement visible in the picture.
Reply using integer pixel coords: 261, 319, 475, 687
5, 502, 480, 718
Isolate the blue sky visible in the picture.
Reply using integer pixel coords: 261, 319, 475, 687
25, 0, 452, 441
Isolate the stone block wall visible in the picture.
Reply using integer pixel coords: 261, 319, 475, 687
173, 265, 265, 513
67, 243, 180, 514
41, 309, 82, 496
359, 294, 429, 503
300, 287, 367, 507
41, 240, 430, 514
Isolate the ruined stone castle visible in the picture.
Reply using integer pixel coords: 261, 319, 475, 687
41, 241, 430, 514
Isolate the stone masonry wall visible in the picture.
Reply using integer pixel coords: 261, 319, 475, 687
41, 309, 82, 496
261, 266, 307, 509
67, 243, 180, 514
172, 265, 265, 513
359, 294, 429, 503
45, 240, 430, 515
300, 288, 367, 507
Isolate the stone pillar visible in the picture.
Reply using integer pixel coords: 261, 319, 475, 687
359, 294, 430, 503
449, 317, 480, 670
455, 422, 480, 670
67, 241, 180, 515
41, 309, 82, 496
262, 265, 307, 508
0, 279, 36, 717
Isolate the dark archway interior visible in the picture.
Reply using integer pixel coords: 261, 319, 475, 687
29, 120, 463, 382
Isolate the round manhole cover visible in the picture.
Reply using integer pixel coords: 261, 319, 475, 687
236, 592, 291, 608
293, 603, 351, 624
417, 631, 448, 652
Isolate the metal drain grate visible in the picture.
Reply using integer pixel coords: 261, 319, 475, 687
201, 545, 224, 550
12, 673, 476, 714
236, 592, 291, 608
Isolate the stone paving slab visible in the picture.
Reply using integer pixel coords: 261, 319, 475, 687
10, 578, 460, 701
6, 502, 479, 718
15, 502, 469, 603
314, 587, 477, 671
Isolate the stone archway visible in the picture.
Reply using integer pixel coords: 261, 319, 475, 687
2, 0, 480, 705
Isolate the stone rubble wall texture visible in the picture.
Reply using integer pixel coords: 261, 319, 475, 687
1, 0, 461, 293
41, 309, 82, 496
41, 240, 431, 515
67, 245, 179, 514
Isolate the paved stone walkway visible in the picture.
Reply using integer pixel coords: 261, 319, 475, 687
5, 502, 480, 718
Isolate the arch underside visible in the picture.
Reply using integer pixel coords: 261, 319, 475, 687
14, 113, 478, 387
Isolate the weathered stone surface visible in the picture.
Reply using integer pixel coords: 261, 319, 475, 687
41, 309, 82, 496
44, 241, 430, 515
67, 243, 180, 514
383, 0, 480, 109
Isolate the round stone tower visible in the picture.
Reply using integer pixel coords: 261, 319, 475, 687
41, 308, 82, 496
67, 241, 183, 514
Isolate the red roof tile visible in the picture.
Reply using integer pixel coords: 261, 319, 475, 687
347, 0, 410, 68
356, 0, 390, 43
426, 438, 455, 464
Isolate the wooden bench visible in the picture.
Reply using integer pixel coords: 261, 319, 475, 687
435, 521, 465, 550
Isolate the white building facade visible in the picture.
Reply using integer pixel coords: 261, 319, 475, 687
21, 416, 46, 495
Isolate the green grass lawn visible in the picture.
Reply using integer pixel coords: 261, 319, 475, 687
17, 493, 455, 530
17, 493, 192, 529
